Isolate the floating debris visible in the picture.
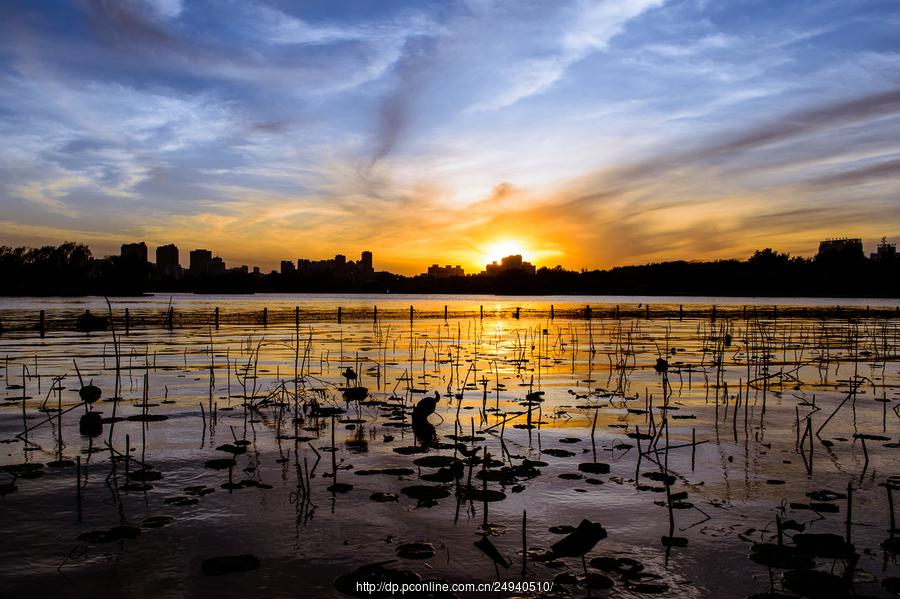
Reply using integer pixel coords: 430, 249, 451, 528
578, 462, 610, 474
141, 515, 175, 528
216, 443, 247, 455
79, 384, 102, 404
413, 456, 460, 468
355, 468, 415, 477
550, 520, 607, 557
807, 489, 846, 502
401, 485, 450, 501
327, 482, 353, 493
782, 570, 848, 599
749, 544, 815, 570
129, 469, 163, 482
164, 496, 199, 506
793, 534, 855, 559
370, 492, 399, 502
585, 572, 614, 590
342, 386, 369, 402
550, 525, 576, 534
396, 542, 435, 559
77, 525, 141, 544
541, 449, 576, 458
622, 571, 669, 594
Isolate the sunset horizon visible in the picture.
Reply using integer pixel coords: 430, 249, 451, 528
4, 4, 900, 597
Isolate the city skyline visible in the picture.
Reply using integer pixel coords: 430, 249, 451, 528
78, 233, 900, 277
1, 233, 898, 297
1, 1, 899, 274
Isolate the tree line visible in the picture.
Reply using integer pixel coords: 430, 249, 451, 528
1, 243, 897, 297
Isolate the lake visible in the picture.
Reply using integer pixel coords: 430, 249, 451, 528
1, 295, 898, 597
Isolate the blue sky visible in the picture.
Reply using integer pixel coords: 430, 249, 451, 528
1, 0, 899, 273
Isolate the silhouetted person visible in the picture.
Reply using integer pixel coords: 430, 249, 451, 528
412, 417, 436, 448
412, 391, 440, 447
412, 391, 440, 422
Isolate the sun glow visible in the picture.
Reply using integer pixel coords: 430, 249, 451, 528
482, 239, 529, 265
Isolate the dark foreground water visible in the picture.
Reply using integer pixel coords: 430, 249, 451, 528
1, 295, 899, 598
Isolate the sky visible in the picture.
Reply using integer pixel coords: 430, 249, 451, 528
1, 0, 899, 274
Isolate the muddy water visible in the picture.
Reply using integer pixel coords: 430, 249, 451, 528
1, 295, 899, 598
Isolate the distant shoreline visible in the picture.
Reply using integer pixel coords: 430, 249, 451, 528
3, 243, 899, 299
3, 289, 900, 299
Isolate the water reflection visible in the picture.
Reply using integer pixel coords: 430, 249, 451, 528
0, 297, 898, 598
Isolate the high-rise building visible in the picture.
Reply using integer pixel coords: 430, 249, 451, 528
189, 249, 213, 275
121, 242, 148, 262
871, 237, 897, 262
294, 250, 374, 279
483, 254, 536, 276
361, 251, 373, 273
208, 256, 226, 275
156, 244, 179, 277
281, 260, 296, 274
817, 238, 864, 262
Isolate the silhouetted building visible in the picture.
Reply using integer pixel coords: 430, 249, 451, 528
483, 254, 536, 276
121, 242, 148, 263
230, 265, 249, 274
156, 244, 180, 277
281, 260, 296, 274
208, 256, 226, 276
296, 251, 375, 279
870, 237, 897, 262
427, 264, 465, 278
816, 238, 864, 262
189, 249, 213, 275
252, 266, 261, 275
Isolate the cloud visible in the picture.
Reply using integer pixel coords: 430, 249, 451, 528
369, 35, 437, 164
76, 0, 183, 49
470, 0, 665, 111
1, 0, 900, 273
11, 179, 83, 218
803, 157, 900, 189
570, 86, 900, 200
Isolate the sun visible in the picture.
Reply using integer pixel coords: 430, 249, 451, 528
482, 239, 528, 265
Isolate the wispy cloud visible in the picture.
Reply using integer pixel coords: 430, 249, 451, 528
470, 0, 665, 111
0, 0, 899, 272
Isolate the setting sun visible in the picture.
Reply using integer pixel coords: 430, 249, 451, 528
482, 239, 529, 265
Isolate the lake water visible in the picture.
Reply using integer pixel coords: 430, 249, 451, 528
1, 295, 898, 598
